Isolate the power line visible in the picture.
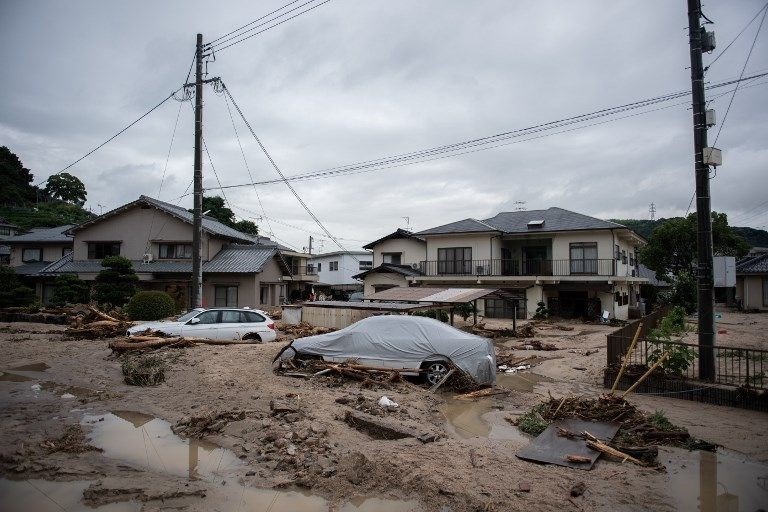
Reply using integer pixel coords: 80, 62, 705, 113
711, 5, 768, 148
207, 0, 305, 45
210, 0, 332, 53
705, 2, 768, 74
222, 81, 356, 261
202, 73, 768, 193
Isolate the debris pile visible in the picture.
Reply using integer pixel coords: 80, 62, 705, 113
265, 308, 282, 320
173, 410, 249, 437
512, 394, 712, 460
65, 306, 131, 339
277, 358, 410, 389
40, 425, 102, 454
467, 322, 535, 338
275, 322, 335, 340
108, 330, 196, 352
515, 339, 559, 351
121, 355, 167, 386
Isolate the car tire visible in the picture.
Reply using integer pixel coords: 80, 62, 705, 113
243, 333, 262, 342
424, 361, 450, 386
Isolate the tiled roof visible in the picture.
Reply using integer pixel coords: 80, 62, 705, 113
3, 225, 74, 244
68, 196, 254, 243
636, 264, 671, 287
42, 244, 278, 275
352, 263, 423, 280
13, 261, 53, 276
736, 253, 768, 274
415, 208, 627, 236
362, 228, 425, 250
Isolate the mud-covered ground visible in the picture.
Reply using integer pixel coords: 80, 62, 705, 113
0, 312, 766, 511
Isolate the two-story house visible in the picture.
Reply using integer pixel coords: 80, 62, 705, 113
5, 225, 74, 303
356, 208, 647, 320
36, 196, 317, 308
0, 218, 22, 265
308, 250, 372, 297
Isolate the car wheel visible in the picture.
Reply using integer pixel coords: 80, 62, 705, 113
424, 361, 450, 386
243, 333, 262, 342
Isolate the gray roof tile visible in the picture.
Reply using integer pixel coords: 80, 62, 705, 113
4, 225, 74, 244
736, 254, 768, 274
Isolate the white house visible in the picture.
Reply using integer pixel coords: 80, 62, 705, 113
309, 250, 372, 295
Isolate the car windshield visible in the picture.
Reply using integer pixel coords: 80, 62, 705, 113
176, 310, 202, 322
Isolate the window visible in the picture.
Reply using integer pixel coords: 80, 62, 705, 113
0, 227, 10, 236
382, 252, 402, 265
317, 263, 322, 272
629, 253, 635, 267
214, 285, 238, 307
359, 260, 372, 271
615, 244, 621, 260
194, 310, 219, 324
244, 311, 266, 323
330, 261, 339, 271
220, 310, 242, 323
615, 291, 621, 303
22, 248, 42, 262
159, 243, 192, 259
621, 250, 627, 264
437, 247, 472, 275
88, 242, 120, 259
569, 243, 598, 274
62, 247, 73, 256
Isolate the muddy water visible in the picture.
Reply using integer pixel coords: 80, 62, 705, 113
9, 362, 50, 372
339, 496, 422, 511
663, 447, 768, 511
0, 371, 34, 382
441, 397, 529, 442
0, 478, 139, 511
496, 372, 553, 392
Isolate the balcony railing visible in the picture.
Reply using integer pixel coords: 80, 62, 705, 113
288, 265, 318, 276
418, 259, 616, 277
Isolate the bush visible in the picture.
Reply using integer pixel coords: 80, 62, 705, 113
93, 256, 138, 308
533, 300, 549, 320
413, 309, 449, 322
125, 291, 176, 321
0, 266, 37, 307
658, 271, 696, 314
648, 306, 695, 375
50, 274, 90, 306
454, 302, 476, 321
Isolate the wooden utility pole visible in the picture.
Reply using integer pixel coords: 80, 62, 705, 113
192, 33, 204, 308
686, 0, 715, 380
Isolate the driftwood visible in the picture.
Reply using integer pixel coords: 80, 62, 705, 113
109, 337, 192, 351
610, 322, 643, 394
454, 388, 507, 400
620, 351, 670, 398
566, 454, 592, 463
586, 440, 644, 465
88, 306, 121, 323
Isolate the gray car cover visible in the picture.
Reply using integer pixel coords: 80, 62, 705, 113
280, 315, 496, 385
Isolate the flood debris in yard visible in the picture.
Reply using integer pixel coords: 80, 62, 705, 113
515, 339, 559, 351
41, 424, 102, 454
344, 410, 440, 443
465, 321, 535, 338
120, 355, 166, 386
511, 394, 714, 464
172, 410, 249, 437
64, 306, 132, 339
275, 321, 335, 341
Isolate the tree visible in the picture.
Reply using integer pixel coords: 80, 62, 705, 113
0, 146, 43, 206
0, 266, 36, 307
190, 195, 259, 236
93, 256, 138, 307
50, 274, 90, 306
44, 173, 87, 206
639, 211, 750, 281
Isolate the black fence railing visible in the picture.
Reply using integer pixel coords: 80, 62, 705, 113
419, 258, 616, 277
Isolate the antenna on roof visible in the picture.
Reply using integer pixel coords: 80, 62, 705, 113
402, 216, 410, 229
513, 201, 527, 211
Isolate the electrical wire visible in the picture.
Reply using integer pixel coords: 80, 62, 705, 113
202, 73, 768, 193
705, 1, 768, 74
711, 4, 768, 148
210, 0, 332, 53
207, 0, 305, 45
221, 81, 356, 260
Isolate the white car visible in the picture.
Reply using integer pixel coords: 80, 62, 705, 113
127, 308, 277, 343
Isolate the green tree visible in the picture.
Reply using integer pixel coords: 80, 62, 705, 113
233, 219, 259, 236
44, 173, 87, 206
50, 274, 90, 306
191, 195, 258, 236
639, 212, 750, 281
93, 256, 138, 308
0, 266, 36, 307
0, 146, 44, 206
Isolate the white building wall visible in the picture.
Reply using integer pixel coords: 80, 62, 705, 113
425, 233, 495, 261
311, 251, 372, 286
372, 239, 426, 266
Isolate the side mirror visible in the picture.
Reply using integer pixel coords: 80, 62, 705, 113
188, 317, 201, 325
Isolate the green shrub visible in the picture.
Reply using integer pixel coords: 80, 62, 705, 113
125, 291, 176, 321
413, 309, 449, 322
454, 302, 476, 321
533, 300, 549, 320
647, 306, 695, 375
50, 274, 90, 306
93, 256, 138, 308
0, 266, 37, 307
658, 272, 696, 314
516, 406, 549, 436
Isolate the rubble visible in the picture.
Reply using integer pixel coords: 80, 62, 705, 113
65, 306, 131, 339
173, 410, 249, 437
41, 425, 102, 454
343, 410, 439, 442
275, 321, 335, 341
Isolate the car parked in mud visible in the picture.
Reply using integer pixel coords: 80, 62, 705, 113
275, 315, 496, 386
127, 308, 277, 342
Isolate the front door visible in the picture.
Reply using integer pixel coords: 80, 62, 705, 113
522, 246, 547, 275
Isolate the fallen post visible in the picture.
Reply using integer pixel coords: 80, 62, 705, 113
620, 351, 670, 399
610, 322, 643, 394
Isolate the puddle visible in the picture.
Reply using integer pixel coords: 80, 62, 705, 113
9, 362, 50, 372
0, 478, 139, 512
441, 397, 529, 442
496, 372, 553, 392
0, 371, 34, 382
82, 411, 243, 481
663, 447, 768, 511
339, 496, 423, 511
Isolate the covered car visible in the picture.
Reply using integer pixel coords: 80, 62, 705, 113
276, 315, 496, 386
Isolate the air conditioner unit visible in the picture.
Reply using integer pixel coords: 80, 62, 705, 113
411, 263, 420, 270
142, 253, 154, 263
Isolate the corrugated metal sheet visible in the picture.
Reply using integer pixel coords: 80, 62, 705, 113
202, 245, 276, 273
365, 287, 498, 303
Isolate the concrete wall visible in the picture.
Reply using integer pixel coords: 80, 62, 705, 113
373, 238, 426, 266
301, 305, 391, 329
738, 275, 767, 310
72, 204, 216, 262
425, 233, 494, 261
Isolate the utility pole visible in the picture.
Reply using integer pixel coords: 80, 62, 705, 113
192, 33, 204, 308
687, 0, 715, 380
308, 235, 313, 255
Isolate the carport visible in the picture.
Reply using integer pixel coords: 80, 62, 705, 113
364, 287, 520, 329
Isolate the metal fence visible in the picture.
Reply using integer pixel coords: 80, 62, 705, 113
418, 258, 616, 277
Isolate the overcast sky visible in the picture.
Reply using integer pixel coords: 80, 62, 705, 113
1, 1, 767, 252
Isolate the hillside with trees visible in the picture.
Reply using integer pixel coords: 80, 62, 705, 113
610, 216, 767, 248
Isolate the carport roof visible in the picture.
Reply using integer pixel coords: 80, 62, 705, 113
364, 287, 499, 304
